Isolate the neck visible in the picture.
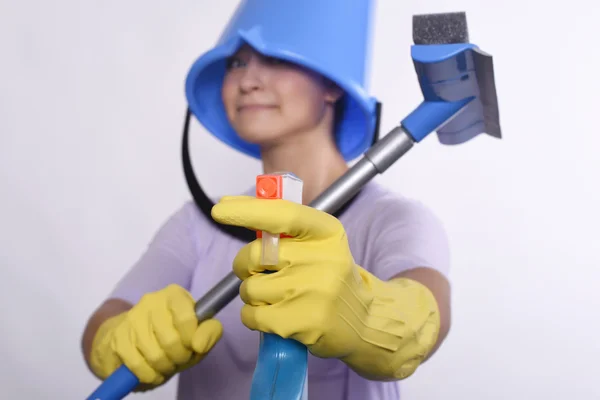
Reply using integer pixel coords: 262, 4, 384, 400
260, 128, 349, 205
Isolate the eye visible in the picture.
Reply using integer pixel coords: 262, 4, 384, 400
226, 57, 246, 70
264, 56, 285, 66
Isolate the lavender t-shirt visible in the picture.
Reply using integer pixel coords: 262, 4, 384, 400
109, 181, 450, 399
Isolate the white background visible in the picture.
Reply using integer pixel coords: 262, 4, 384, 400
1, 0, 599, 399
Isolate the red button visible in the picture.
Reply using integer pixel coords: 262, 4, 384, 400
256, 175, 282, 199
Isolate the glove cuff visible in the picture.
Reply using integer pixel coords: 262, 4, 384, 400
89, 312, 128, 379
341, 266, 440, 381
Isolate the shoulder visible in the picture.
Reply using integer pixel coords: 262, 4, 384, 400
344, 182, 447, 234
342, 182, 451, 277
171, 200, 220, 228
157, 200, 208, 234
153, 200, 220, 252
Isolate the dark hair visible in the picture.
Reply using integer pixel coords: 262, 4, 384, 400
333, 95, 346, 133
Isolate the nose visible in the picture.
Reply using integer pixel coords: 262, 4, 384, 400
238, 58, 265, 93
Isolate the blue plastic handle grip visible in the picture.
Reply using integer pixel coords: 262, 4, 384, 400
86, 365, 139, 400
401, 98, 474, 143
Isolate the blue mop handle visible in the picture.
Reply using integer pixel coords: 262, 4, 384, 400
86, 365, 139, 400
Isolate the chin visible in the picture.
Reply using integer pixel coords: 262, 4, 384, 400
235, 124, 292, 146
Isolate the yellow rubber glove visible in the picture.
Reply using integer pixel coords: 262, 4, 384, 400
90, 284, 223, 389
212, 196, 440, 381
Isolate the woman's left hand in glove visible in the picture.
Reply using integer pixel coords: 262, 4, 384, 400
211, 196, 440, 380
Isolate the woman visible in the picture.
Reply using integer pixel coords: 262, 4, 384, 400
82, 2, 452, 399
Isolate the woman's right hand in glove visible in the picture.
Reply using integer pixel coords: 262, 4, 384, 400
89, 284, 223, 388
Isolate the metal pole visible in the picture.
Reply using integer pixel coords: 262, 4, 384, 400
194, 125, 414, 321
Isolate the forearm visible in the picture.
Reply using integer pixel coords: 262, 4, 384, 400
81, 298, 133, 377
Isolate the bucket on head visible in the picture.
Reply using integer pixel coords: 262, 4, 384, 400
185, 0, 380, 161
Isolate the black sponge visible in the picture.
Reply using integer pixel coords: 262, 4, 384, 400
412, 12, 469, 45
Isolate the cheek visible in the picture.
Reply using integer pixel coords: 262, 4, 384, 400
221, 80, 236, 119
279, 80, 326, 123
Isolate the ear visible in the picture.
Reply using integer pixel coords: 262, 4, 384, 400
323, 79, 344, 104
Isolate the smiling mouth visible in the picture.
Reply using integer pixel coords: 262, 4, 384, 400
237, 105, 277, 112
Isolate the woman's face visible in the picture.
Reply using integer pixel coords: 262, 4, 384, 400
221, 45, 341, 147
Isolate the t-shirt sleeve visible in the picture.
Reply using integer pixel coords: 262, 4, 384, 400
366, 197, 451, 281
108, 202, 201, 305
